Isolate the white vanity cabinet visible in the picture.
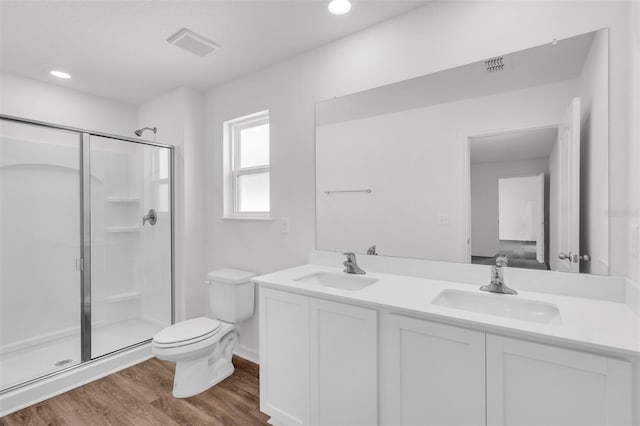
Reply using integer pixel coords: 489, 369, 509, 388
259, 285, 634, 426
309, 298, 378, 426
259, 287, 378, 426
259, 287, 310, 425
379, 313, 632, 426
379, 313, 486, 426
486, 335, 632, 426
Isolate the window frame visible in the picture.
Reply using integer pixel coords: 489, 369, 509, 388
224, 110, 271, 219
156, 147, 171, 214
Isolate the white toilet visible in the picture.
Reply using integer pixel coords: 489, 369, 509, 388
152, 269, 255, 398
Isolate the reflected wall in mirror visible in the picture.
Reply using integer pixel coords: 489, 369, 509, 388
315, 29, 609, 275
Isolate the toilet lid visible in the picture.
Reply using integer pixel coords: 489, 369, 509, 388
153, 317, 221, 345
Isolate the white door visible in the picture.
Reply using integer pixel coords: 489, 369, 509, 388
556, 97, 581, 272
498, 176, 541, 242
536, 172, 545, 264
259, 288, 310, 426
380, 313, 486, 426
486, 335, 632, 426
309, 298, 377, 426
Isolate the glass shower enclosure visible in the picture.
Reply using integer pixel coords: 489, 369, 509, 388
0, 115, 173, 392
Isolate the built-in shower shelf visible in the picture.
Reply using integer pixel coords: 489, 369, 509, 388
105, 196, 141, 203
105, 226, 141, 233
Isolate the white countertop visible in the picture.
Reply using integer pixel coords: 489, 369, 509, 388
254, 264, 640, 357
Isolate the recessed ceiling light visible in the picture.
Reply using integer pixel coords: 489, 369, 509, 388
328, 0, 351, 15
50, 70, 71, 79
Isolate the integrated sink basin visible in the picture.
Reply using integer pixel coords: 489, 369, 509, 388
432, 289, 562, 324
295, 272, 378, 291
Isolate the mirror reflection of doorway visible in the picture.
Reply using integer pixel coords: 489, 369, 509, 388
469, 126, 555, 271
468, 97, 583, 272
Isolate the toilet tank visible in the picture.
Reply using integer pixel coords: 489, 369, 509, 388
206, 269, 256, 323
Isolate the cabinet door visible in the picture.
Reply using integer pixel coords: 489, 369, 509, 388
380, 313, 486, 426
486, 335, 632, 426
309, 298, 377, 426
259, 287, 310, 426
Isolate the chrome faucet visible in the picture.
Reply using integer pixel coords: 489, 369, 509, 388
142, 209, 157, 226
480, 255, 517, 295
343, 252, 366, 274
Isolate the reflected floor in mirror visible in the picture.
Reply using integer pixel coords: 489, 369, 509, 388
471, 240, 550, 270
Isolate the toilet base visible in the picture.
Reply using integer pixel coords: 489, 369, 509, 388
169, 330, 239, 398
172, 357, 234, 398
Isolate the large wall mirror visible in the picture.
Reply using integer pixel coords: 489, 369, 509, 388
315, 29, 609, 275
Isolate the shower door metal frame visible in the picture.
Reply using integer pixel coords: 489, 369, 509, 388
0, 114, 175, 391
80, 132, 92, 361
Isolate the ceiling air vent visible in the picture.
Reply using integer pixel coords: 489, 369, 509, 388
167, 28, 220, 57
484, 56, 506, 73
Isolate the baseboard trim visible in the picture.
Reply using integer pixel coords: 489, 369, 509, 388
234, 344, 259, 364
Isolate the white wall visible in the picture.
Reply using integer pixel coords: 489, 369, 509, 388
0, 73, 136, 135
316, 81, 574, 262
137, 88, 206, 322
471, 158, 549, 257
578, 30, 610, 274
204, 0, 633, 356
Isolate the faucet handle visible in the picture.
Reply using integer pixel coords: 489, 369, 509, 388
343, 252, 356, 261
496, 255, 508, 267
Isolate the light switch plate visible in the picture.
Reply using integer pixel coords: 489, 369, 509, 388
280, 217, 290, 234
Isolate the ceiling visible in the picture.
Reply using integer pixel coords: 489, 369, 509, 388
470, 127, 558, 164
0, 0, 428, 104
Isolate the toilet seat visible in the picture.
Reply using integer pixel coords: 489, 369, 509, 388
152, 320, 236, 362
153, 317, 221, 349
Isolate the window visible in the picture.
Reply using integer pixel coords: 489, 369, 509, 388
224, 111, 270, 218
157, 147, 170, 213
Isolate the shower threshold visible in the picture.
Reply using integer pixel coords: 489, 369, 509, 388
0, 318, 163, 392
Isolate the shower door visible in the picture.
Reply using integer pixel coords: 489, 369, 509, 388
0, 119, 82, 389
89, 136, 172, 358
0, 115, 174, 393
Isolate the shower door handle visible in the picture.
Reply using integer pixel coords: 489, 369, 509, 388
143, 209, 157, 226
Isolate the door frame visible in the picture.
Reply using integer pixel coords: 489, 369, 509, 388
464, 124, 558, 263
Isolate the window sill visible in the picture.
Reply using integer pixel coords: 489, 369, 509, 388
222, 215, 273, 222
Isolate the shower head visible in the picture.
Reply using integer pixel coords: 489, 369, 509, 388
134, 126, 157, 137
